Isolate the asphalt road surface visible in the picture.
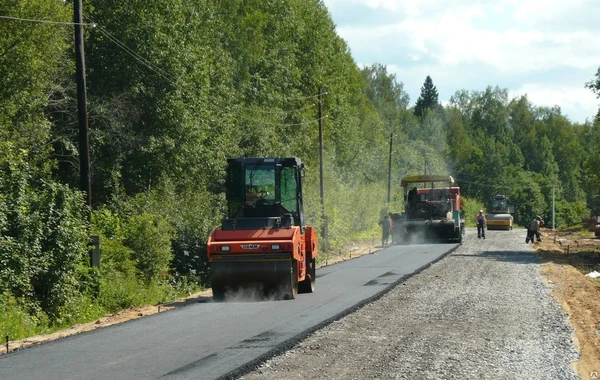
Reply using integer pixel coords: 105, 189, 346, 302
0, 243, 456, 380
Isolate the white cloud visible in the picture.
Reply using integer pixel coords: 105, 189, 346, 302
324, 0, 600, 122
509, 0, 587, 23
336, 10, 599, 72
510, 84, 598, 123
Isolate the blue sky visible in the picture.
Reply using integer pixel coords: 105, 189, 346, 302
323, 0, 600, 123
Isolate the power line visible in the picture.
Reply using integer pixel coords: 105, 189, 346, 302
453, 177, 512, 189
84, 16, 328, 127
251, 116, 326, 127
454, 175, 559, 192
0, 15, 96, 27
231, 102, 316, 115
86, 18, 178, 84
87, 17, 330, 106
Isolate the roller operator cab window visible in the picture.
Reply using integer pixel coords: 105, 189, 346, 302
245, 165, 276, 206
280, 166, 299, 219
492, 199, 507, 212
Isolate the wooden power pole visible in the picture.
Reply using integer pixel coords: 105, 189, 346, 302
74, 0, 92, 212
387, 133, 393, 203
74, 1, 100, 268
318, 88, 327, 244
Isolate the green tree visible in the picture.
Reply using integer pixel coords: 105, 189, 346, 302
0, 143, 91, 322
583, 119, 600, 214
0, 0, 71, 171
585, 66, 600, 119
414, 75, 439, 118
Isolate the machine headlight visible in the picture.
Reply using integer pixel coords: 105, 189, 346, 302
271, 244, 280, 250
221, 245, 230, 252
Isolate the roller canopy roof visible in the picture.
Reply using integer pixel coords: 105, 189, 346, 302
400, 175, 455, 187
227, 157, 302, 166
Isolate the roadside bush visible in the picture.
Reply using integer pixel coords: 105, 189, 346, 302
461, 197, 485, 227
303, 166, 388, 252
131, 183, 221, 286
98, 271, 176, 313
92, 207, 135, 275
92, 208, 177, 312
0, 144, 93, 323
0, 293, 48, 342
124, 212, 175, 283
553, 200, 590, 228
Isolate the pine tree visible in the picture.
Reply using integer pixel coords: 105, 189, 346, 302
414, 75, 439, 118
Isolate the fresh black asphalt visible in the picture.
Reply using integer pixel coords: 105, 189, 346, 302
0, 243, 457, 380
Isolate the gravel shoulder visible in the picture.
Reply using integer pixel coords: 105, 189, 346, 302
239, 228, 581, 380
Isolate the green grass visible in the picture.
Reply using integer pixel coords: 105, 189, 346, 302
0, 294, 50, 342
0, 276, 203, 343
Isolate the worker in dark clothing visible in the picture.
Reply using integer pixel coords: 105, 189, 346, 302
378, 215, 391, 247
476, 210, 486, 239
408, 187, 419, 205
407, 187, 418, 218
389, 212, 401, 244
526, 216, 543, 243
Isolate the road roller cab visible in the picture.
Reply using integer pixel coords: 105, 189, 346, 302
207, 157, 318, 300
486, 195, 514, 230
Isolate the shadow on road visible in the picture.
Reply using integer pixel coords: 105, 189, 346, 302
451, 251, 540, 264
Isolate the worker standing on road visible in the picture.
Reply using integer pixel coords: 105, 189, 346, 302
407, 187, 419, 218
476, 210, 486, 239
378, 215, 391, 247
526, 216, 543, 243
389, 212, 402, 244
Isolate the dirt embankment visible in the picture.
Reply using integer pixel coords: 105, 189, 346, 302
536, 228, 600, 378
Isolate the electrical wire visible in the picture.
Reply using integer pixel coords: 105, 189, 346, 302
230, 102, 316, 115
0, 15, 95, 27
86, 18, 178, 84
453, 175, 558, 191
453, 176, 512, 189
83, 16, 328, 127
250, 116, 326, 127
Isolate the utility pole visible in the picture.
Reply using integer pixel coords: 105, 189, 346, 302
552, 185, 555, 229
318, 88, 327, 244
74, 1, 99, 268
74, 0, 91, 213
387, 133, 393, 203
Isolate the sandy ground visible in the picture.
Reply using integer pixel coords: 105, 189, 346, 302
3, 231, 600, 380
536, 229, 600, 378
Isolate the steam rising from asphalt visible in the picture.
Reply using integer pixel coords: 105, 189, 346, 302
212, 283, 291, 303
391, 226, 429, 246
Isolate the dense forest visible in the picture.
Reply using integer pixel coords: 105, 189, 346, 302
1, 0, 600, 339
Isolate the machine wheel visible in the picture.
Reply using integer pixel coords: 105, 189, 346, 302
212, 285, 225, 302
299, 257, 316, 293
284, 260, 299, 300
